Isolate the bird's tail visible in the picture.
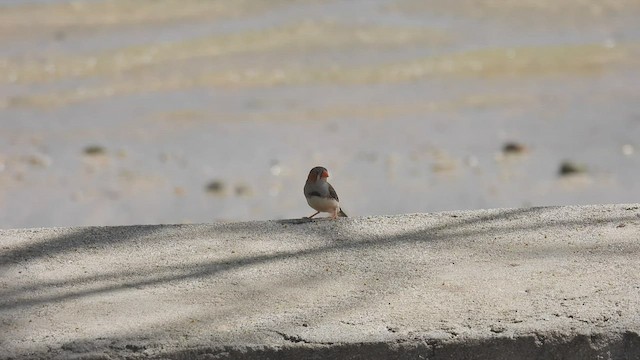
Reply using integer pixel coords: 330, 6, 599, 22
338, 208, 348, 217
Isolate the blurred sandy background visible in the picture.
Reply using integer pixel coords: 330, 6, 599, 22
1, 0, 639, 228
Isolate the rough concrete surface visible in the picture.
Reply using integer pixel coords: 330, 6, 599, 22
1, 204, 639, 359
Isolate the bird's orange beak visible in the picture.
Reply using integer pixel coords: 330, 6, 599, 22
321, 170, 329, 178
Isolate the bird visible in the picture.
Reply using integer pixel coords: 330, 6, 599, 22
304, 166, 348, 219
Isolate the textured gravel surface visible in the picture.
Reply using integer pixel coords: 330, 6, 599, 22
1, 204, 639, 359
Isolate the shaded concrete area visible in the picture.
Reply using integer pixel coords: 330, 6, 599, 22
1, 204, 639, 359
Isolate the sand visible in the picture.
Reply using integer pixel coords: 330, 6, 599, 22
0, 0, 639, 228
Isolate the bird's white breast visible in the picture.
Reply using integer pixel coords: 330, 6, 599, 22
306, 195, 339, 213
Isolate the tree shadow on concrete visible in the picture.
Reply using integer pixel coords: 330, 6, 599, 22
2, 206, 638, 310
1, 205, 639, 358
0, 224, 176, 267
0, 209, 589, 300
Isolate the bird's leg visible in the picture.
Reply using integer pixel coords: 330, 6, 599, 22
331, 209, 338, 220
307, 211, 320, 219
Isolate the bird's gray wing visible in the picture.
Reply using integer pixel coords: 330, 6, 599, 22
327, 183, 340, 202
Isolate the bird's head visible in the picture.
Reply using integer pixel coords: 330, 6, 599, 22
307, 166, 329, 183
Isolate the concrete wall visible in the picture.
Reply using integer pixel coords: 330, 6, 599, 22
1, 204, 639, 359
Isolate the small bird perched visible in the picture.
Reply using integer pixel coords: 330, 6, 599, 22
304, 166, 348, 219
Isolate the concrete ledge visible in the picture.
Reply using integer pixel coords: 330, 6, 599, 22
1, 204, 639, 359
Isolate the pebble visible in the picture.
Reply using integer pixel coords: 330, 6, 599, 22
84, 145, 106, 156
559, 161, 587, 176
205, 180, 226, 196
502, 142, 528, 155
